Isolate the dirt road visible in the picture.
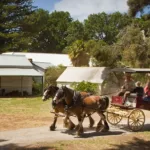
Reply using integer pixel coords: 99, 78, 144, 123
0, 110, 150, 147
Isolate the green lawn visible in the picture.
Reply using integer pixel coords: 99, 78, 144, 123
0, 97, 50, 115
0, 97, 54, 130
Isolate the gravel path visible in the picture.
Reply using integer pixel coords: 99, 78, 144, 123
0, 110, 150, 147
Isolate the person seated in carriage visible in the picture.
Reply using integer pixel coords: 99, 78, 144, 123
143, 81, 150, 101
117, 72, 136, 104
132, 81, 144, 97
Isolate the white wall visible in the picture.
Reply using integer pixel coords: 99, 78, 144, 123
1, 76, 32, 95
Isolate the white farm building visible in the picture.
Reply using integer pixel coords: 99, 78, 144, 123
0, 55, 43, 96
56, 67, 118, 94
3, 52, 72, 68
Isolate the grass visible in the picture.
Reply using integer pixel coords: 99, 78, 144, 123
0, 97, 150, 149
0, 97, 50, 115
0, 97, 56, 131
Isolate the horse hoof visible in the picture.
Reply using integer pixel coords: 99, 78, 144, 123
102, 127, 109, 132
76, 131, 83, 136
68, 123, 76, 130
63, 124, 68, 128
89, 122, 95, 128
76, 126, 84, 136
96, 125, 103, 132
50, 126, 56, 131
75, 125, 80, 130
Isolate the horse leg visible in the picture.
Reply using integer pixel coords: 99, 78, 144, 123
88, 114, 95, 128
96, 112, 109, 132
96, 117, 103, 132
76, 114, 85, 136
103, 118, 109, 132
63, 115, 69, 128
67, 115, 76, 130
63, 114, 75, 130
50, 114, 57, 131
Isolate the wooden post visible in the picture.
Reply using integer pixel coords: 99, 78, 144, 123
0, 76, 1, 88
42, 76, 44, 95
21, 76, 23, 96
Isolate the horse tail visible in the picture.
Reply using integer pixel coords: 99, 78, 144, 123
99, 96, 110, 111
104, 96, 110, 110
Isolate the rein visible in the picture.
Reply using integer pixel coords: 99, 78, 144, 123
99, 90, 119, 96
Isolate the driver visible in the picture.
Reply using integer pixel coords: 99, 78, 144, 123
117, 72, 135, 104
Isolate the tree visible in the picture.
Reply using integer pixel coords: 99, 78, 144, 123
21, 9, 54, 52
85, 40, 121, 67
65, 20, 85, 46
20, 10, 73, 53
117, 25, 150, 68
45, 66, 66, 87
0, 0, 35, 53
47, 11, 73, 53
132, 16, 150, 37
127, 0, 150, 17
84, 12, 131, 44
64, 40, 89, 66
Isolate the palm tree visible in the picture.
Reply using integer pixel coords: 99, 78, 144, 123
66, 40, 90, 66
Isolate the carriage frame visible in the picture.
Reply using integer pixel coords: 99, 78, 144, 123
106, 68, 150, 131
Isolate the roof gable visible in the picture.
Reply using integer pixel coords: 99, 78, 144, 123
0, 55, 33, 68
3, 52, 72, 67
57, 67, 110, 84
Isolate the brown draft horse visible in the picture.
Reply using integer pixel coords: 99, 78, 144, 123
42, 85, 95, 131
53, 86, 110, 136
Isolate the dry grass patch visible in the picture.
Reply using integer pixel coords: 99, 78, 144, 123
30, 132, 150, 150
0, 114, 51, 131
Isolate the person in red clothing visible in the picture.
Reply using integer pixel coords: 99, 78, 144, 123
143, 81, 150, 101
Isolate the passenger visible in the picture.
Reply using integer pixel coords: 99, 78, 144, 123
132, 81, 144, 97
117, 72, 135, 104
143, 81, 150, 101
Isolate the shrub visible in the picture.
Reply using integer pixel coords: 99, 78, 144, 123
71, 81, 98, 94
32, 81, 43, 96
45, 65, 66, 87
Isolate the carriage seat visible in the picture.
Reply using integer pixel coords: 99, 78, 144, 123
143, 95, 150, 102
127, 93, 137, 98
111, 96, 123, 105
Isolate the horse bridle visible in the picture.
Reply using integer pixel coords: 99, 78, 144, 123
53, 90, 65, 104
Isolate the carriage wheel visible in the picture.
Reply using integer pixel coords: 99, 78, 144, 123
128, 109, 145, 132
107, 112, 122, 125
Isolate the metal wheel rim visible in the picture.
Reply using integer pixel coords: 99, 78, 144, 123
128, 109, 145, 132
107, 112, 122, 125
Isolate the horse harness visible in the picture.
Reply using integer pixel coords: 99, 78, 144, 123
65, 91, 82, 110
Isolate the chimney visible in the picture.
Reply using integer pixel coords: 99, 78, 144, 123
28, 58, 33, 63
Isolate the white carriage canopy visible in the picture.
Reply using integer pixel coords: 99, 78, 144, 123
0, 55, 43, 96
111, 68, 150, 73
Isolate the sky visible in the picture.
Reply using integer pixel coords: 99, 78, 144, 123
32, 0, 129, 21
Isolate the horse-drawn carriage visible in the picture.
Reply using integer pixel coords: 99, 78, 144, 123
107, 68, 150, 132
42, 68, 150, 135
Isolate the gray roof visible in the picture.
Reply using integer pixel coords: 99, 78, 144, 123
57, 67, 110, 84
0, 68, 42, 76
0, 55, 32, 68
3, 52, 72, 67
33, 62, 53, 70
